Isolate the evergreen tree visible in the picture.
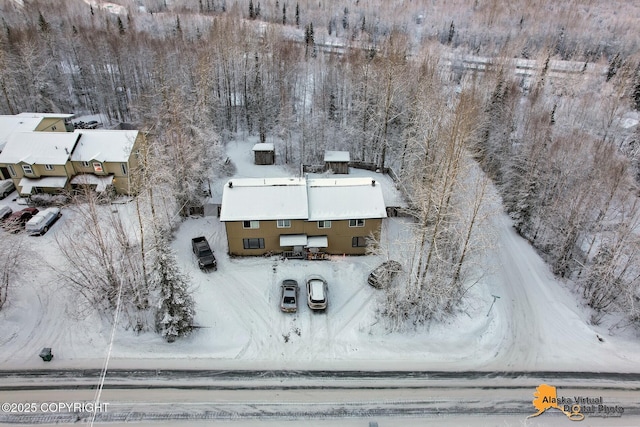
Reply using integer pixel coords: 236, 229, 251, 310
295, 2, 300, 27
153, 230, 195, 343
175, 16, 182, 36
282, 3, 287, 25
117, 16, 125, 35
632, 63, 640, 111
606, 53, 622, 82
447, 21, 455, 44
342, 7, 349, 30
38, 11, 50, 33
249, 0, 255, 19
304, 23, 316, 58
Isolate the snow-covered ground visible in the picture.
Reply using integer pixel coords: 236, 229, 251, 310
1, 135, 640, 373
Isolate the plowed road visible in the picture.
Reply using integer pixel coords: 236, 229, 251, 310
1, 370, 639, 425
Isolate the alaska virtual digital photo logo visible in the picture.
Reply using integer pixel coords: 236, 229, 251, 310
528, 384, 624, 421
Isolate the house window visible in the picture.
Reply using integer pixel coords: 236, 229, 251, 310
81, 161, 90, 167
121, 163, 128, 175
243, 238, 265, 249
45, 164, 54, 171
317, 220, 332, 229
352, 236, 368, 247
277, 219, 291, 228
349, 219, 365, 227
8, 165, 16, 177
93, 162, 103, 172
51, 125, 57, 131
22, 164, 33, 175
243, 220, 259, 229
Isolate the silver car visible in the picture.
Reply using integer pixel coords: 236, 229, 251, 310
0, 205, 11, 221
306, 275, 328, 311
25, 207, 61, 235
280, 280, 299, 313
0, 179, 15, 199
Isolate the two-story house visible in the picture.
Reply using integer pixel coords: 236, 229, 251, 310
69, 130, 141, 195
220, 177, 387, 256
0, 131, 81, 195
0, 112, 73, 163
0, 129, 142, 196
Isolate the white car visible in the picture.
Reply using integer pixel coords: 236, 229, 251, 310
0, 205, 11, 221
25, 207, 61, 235
0, 179, 15, 199
306, 275, 328, 311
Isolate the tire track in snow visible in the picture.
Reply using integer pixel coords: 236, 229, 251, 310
0, 278, 48, 365
330, 284, 373, 338
485, 213, 607, 371
220, 261, 282, 359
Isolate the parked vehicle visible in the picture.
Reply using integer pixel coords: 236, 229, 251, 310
0, 205, 12, 221
0, 179, 15, 199
25, 207, 61, 235
306, 275, 328, 311
192, 236, 217, 270
367, 260, 402, 289
280, 279, 299, 313
4, 207, 38, 232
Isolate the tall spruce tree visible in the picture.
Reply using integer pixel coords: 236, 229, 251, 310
153, 230, 195, 342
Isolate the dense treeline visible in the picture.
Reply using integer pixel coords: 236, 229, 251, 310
1, 0, 640, 331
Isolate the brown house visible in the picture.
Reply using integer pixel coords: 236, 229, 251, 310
0, 129, 142, 196
220, 177, 387, 256
69, 129, 142, 195
17, 112, 75, 132
0, 112, 73, 159
0, 132, 80, 195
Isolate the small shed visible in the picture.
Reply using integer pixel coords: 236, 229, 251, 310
324, 151, 350, 174
252, 143, 275, 165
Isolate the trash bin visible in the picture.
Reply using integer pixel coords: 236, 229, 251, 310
39, 348, 53, 362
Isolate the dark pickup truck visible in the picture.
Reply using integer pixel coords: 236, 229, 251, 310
192, 236, 217, 270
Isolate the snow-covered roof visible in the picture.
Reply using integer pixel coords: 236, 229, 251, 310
324, 150, 350, 162
306, 235, 328, 248
70, 174, 114, 192
278, 234, 329, 248
279, 234, 308, 246
70, 130, 139, 163
0, 132, 80, 165
307, 177, 387, 221
220, 178, 308, 221
252, 143, 275, 151
19, 176, 68, 193
220, 177, 387, 222
0, 116, 43, 151
16, 112, 75, 119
